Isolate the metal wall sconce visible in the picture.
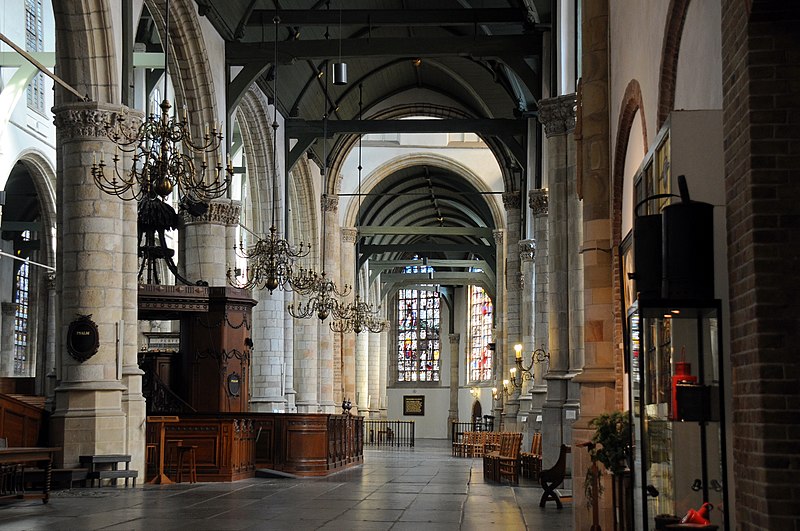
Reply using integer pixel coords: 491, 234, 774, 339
507, 343, 550, 391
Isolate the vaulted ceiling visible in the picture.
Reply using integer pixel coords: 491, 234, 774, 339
194, 0, 551, 294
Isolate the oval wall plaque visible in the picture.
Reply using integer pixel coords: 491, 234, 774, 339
227, 372, 241, 397
66, 314, 99, 362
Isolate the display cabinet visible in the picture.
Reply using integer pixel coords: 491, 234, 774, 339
628, 298, 728, 530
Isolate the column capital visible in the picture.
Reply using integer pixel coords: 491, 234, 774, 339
53, 102, 141, 141
182, 199, 240, 226
341, 227, 358, 244
502, 191, 521, 211
46, 271, 57, 290
449, 333, 460, 344
321, 194, 338, 213
536, 93, 577, 137
519, 239, 536, 262
529, 188, 549, 216
493, 229, 503, 245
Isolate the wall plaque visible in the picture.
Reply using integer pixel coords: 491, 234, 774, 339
403, 395, 425, 416
66, 314, 99, 362
227, 372, 241, 397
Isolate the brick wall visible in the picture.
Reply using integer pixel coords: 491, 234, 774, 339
721, 1, 800, 528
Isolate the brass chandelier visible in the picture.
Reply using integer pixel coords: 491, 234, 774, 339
228, 15, 312, 294
288, 58, 350, 321
330, 85, 385, 334
90, 0, 231, 285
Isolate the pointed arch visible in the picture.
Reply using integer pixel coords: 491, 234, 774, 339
657, 0, 691, 129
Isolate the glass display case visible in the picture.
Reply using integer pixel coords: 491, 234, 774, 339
629, 298, 728, 530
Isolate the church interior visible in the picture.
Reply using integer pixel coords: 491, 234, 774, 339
0, 1, 798, 529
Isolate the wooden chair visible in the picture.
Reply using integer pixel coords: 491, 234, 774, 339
521, 432, 543, 480
484, 432, 501, 454
452, 431, 465, 457
539, 444, 571, 509
468, 431, 487, 458
498, 433, 523, 484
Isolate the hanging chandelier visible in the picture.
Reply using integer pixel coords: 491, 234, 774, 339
90, 0, 232, 285
288, 54, 350, 321
330, 85, 385, 334
228, 15, 313, 294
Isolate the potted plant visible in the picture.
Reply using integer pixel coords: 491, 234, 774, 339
584, 411, 631, 530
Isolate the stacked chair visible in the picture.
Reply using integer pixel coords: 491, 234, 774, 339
483, 432, 523, 484
521, 432, 543, 480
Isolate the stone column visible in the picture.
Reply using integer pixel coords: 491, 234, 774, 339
318, 194, 338, 412
502, 192, 523, 430
447, 333, 461, 429
51, 102, 134, 468
294, 311, 319, 413
283, 290, 296, 412
181, 200, 240, 286
44, 272, 58, 408
573, 2, 616, 526
379, 327, 388, 418
528, 191, 550, 428
518, 239, 536, 428
368, 294, 382, 417
340, 227, 358, 410
492, 229, 505, 423
250, 287, 286, 412
537, 93, 577, 468
355, 331, 368, 413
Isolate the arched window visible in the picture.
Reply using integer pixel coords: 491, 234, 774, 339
396, 261, 440, 382
468, 285, 493, 382
13, 231, 31, 376
25, 0, 45, 114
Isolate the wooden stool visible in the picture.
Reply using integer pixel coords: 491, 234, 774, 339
175, 445, 197, 483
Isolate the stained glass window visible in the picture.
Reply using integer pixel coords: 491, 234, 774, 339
469, 285, 493, 382
13, 231, 31, 376
25, 0, 45, 114
396, 262, 440, 382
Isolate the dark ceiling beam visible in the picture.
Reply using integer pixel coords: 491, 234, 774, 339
286, 118, 526, 136
250, 8, 532, 27
227, 35, 538, 64
361, 243, 494, 256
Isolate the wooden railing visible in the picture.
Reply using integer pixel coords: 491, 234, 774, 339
364, 420, 415, 448
147, 413, 363, 481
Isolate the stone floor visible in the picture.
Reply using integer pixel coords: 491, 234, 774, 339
0, 440, 573, 530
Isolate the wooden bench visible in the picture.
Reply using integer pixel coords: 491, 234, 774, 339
539, 444, 571, 509
80, 454, 138, 487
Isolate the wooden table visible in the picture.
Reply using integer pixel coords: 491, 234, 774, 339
0, 447, 60, 504
146, 415, 179, 484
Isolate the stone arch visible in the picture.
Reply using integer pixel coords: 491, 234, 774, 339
236, 88, 276, 235
657, 0, 691, 129
340, 152, 505, 234
288, 157, 320, 269
52, 0, 117, 104
327, 103, 519, 196
610, 78, 648, 411
11, 150, 58, 269
144, 0, 220, 150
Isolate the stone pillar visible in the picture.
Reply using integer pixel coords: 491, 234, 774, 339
518, 239, 536, 434
379, 327, 388, 418
250, 287, 286, 412
368, 299, 381, 417
492, 229, 505, 423
527, 191, 550, 429
318, 194, 338, 413
51, 102, 135, 468
294, 312, 319, 413
44, 272, 58, 408
0, 302, 15, 376
181, 200, 240, 286
355, 331, 368, 413
573, 2, 616, 526
340, 227, 358, 410
447, 333, 461, 429
283, 290, 296, 412
502, 192, 523, 430
537, 93, 577, 469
